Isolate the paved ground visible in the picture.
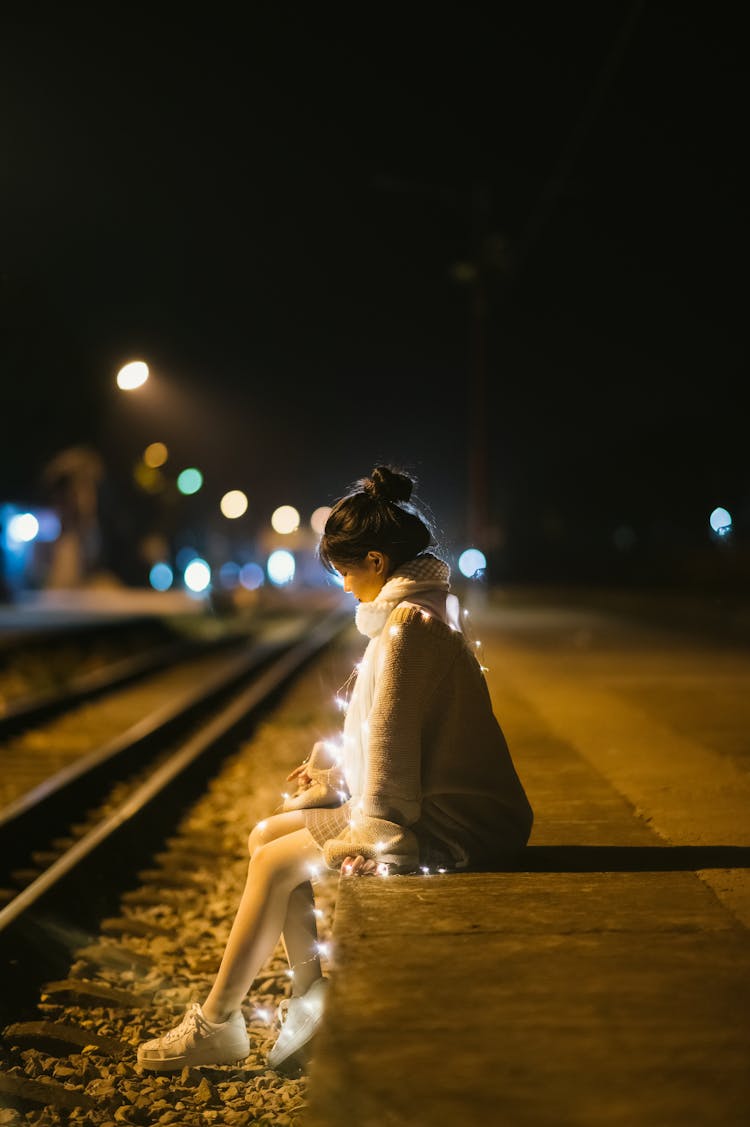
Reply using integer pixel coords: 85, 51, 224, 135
304, 593, 750, 1127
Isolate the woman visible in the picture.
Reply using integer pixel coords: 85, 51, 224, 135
137, 465, 533, 1074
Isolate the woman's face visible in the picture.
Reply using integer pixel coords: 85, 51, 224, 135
333, 551, 389, 603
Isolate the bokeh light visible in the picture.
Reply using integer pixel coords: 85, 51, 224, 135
35, 510, 62, 543
240, 562, 265, 590
709, 507, 732, 536
184, 558, 211, 592
177, 467, 204, 495
310, 506, 332, 535
220, 490, 249, 519
219, 561, 241, 588
458, 547, 487, 579
133, 463, 164, 493
176, 546, 198, 570
144, 442, 169, 468
267, 549, 295, 585
7, 513, 40, 543
149, 562, 174, 591
116, 360, 149, 390
271, 505, 300, 534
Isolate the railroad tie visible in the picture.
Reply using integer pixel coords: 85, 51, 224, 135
2, 1019, 128, 1059
0, 1070, 97, 1112
40, 978, 152, 1008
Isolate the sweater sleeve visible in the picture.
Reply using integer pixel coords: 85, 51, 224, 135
322, 608, 452, 872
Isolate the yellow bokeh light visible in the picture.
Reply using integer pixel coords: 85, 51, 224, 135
143, 442, 168, 468
220, 490, 249, 519
133, 462, 164, 494
310, 506, 331, 535
271, 505, 301, 534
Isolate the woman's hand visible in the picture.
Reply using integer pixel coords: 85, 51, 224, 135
286, 763, 313, 789
341, 855, 380, 876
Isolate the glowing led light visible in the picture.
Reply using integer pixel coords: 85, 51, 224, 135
308, 865, 320, 880
149, 562, 173, 591
376, 863, 390, 877
420, 866, 431, 875
257, 820, 268, 830
116, 360, 149, 390
458, 547, 487, 579
286, 969, 295, 978
310, 506, 332, 534
220, 490, 248, 519
313, 908, 324, 919
7, 513, 39, 543
239, 562, 264, 590
709, 507, 732, 536
143, 441, 168, 468
183, 558, 211, 592
267, 549, 295, 586
335, 695, 348, 712
375, 842, 386, 853
389, 625, 400, 637
254, 1008, 271, 1023
271, 505, 301, 534
177, 467, 203, 495
315, 942, 329, 958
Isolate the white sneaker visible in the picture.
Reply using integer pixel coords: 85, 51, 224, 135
267, 977, 329, 1071
137, 1002, 250, 1071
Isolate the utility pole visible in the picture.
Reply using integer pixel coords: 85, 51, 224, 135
459, 182, 510, 553
373, 174, 508, 552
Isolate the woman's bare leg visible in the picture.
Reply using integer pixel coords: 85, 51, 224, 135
247, 812, 324, 995
202, 824, 324, 1023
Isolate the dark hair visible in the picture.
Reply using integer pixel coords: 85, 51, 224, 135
318, 465, 435, 574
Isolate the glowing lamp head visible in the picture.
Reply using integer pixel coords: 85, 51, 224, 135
116, 360, 149, 390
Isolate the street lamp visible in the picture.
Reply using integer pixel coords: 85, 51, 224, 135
116, 360, 150, 390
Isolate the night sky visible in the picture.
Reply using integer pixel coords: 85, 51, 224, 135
1, 3, 747, 586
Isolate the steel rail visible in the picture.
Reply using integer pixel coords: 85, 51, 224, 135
0, 633, 241, 732
0, 638, 278, 831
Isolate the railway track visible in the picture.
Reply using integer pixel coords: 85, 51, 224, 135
0, 595, 356, 1122
0, 610, 261, 737
0, 600, 350, 1003
0, 592, 358, 1123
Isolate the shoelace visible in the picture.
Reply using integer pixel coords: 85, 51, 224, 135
162, 1003, 213, 1044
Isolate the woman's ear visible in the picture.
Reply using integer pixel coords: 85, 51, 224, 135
367, 550, 388, 575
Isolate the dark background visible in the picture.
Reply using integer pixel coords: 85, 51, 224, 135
1, 2, 746, 587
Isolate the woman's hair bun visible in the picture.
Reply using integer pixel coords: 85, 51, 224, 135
365, 465, 414, 504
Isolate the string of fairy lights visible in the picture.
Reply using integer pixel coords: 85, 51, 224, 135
251, 602, 488, 1026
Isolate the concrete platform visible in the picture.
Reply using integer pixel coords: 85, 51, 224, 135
304, 598, 750, 1127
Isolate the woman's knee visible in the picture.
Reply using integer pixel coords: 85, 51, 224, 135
248, 811, 307, 858
248, 819, 270, 858
249, 830, 322, 889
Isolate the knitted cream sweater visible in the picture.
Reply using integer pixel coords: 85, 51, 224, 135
308, 600, 534, 872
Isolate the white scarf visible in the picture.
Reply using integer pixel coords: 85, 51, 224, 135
343, 553, 452, 798
354, 553, 451, 638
